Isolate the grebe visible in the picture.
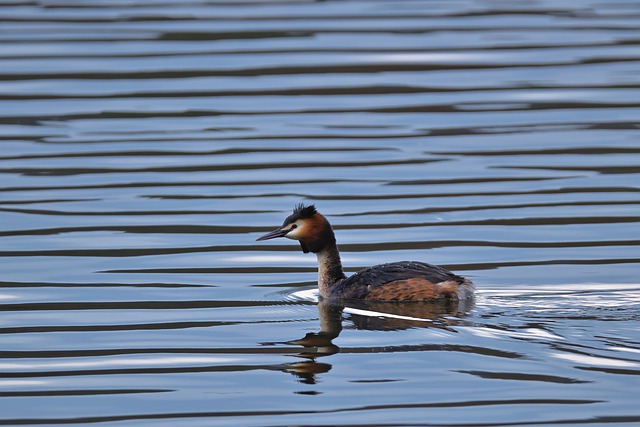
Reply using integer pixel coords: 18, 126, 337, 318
257, 204, 474, 301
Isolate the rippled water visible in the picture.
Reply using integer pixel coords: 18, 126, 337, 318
1, 1, 640, 426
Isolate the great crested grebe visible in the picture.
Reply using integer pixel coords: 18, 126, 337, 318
257, 204, 474, 301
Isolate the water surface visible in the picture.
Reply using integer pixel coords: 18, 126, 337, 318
1, 1, 639, 426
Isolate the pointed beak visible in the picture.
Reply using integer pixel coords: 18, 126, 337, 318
256, 227, 288, 241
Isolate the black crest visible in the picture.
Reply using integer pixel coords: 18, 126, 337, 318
283, 203, 317, 225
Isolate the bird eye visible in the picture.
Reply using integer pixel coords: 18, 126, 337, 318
290, 224, 297, 229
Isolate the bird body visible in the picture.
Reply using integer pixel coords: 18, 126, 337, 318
257, 204, 473, 301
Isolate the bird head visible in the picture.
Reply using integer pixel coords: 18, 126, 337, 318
257, 204, 334, 253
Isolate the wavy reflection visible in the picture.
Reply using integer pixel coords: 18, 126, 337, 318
274, 297, 474, 384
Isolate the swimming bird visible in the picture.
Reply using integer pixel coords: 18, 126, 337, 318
257, 204, 474, 301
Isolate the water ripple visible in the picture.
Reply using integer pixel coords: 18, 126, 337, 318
1, 0, 639, 426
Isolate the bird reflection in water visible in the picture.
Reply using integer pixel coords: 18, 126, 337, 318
269, 297, 474, 385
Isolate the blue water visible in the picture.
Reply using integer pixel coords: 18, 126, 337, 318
1, 1, 639, 426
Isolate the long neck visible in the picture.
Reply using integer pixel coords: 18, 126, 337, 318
315, 240, 346, 298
